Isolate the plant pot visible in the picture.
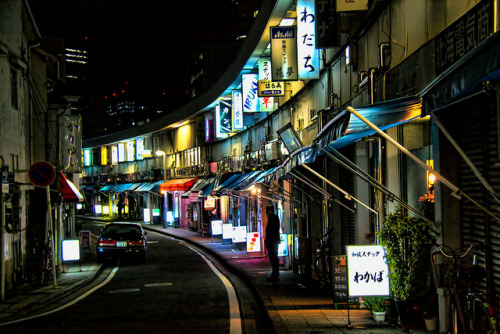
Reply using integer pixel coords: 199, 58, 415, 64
373, 311, 386, 323
424, 317, 438, 331
394, 299, 417, 328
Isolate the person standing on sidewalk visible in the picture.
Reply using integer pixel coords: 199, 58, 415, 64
265, 204, 280, 283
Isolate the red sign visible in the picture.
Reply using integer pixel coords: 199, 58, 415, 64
29, 161, 56, 187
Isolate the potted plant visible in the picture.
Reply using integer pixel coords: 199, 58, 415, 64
378, 207, 436, 328
363, 296, 387, 322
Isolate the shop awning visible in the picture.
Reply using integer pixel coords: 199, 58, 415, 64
159, 178, 198, 192
212, 174, 242, 193
199, 181, 215, 197
420, 30, 500, 114
266, 145, 318, 182
134, 180, 164, 192
182, 178, 214, 197
316, 96, 422, 151
59, 172, 84, 203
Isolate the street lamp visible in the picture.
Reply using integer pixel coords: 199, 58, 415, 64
156, 150, 167, 227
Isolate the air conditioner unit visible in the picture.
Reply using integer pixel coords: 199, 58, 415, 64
265, 142, 281, 161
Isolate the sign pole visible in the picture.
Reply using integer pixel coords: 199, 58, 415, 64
46, 186, 57, 288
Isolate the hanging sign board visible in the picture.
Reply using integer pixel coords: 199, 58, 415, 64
270, 26, 298, 81
346, 245, 390, 297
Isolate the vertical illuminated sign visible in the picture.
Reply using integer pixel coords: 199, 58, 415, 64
219, 100, 232, 133
83, 149, 91, 166
257, 59, 275, 111
232, 90, 244, 130
101, 147, 107, 166
111, 145, 118, 165
242, 73, 260, 112
127, 141, 135, 161
136, 137, 144, 160
297, 0, 319, 79
205, 112, 216, 143
215, 105, 228, 139
118, 143, 125, 162
270, 26, 298, 81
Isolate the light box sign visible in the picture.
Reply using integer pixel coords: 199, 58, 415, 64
258, 59, 284, 97
336, 0, 369, 12
127, 141, 135, 161
166, 211, 173, 223
211, 220, 223, 236
242, 73, 260, 112
118, 143, 125, 162
270, 26, 298, 81
222, 223, 234, 241
205, 112, 216, 143
143, 209, 151, 222
83, 149, 91, 166
215, 105, 229, 139
232, 90, 244, 130
257, 59, 275, 111
136, 137, 144, 160
62, 239, 80, 262
247, 232, 261, 252
278, 233, 289, 256
232, 226, 247, 243
111, 145, 118, 165
152, 209, 160, 216
346, 245, 390, 297
297, 0, 319, 79
101, 147, 107, 166
219, 100, 232, 133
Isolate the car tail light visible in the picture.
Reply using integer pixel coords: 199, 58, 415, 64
98, 240, 116, 247
128, 239, 144, 246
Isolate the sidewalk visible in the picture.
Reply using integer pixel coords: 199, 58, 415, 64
0, 215, 432, 333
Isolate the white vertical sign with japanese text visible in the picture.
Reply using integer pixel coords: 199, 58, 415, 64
232, 90, 244, 130
257, 59, 275, 111
346, 245, 390, 297
270, 26, 298, 81
297, 0, 319, 79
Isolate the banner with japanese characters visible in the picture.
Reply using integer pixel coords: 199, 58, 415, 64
346, 245, 390, 297
60, 115, 82, 173
270, 26, 298, 81
232, 90, 244, 130
297, 0, 319, 79
215, 104, 229, 139
257, 59, 276, 110
218, 100, 232, 134
315, 0, 339, 48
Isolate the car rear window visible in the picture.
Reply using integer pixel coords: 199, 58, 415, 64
103, 225, 142, 239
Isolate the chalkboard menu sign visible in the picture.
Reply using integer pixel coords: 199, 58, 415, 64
333, 255, 348, 302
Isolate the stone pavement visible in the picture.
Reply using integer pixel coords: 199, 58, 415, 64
0, 215, 436, 333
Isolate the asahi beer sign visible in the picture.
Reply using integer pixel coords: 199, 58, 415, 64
271, 26, 298, 81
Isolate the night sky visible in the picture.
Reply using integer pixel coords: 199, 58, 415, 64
28, 0, 237, 109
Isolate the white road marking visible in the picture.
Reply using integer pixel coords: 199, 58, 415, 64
187, 245, 242, 334
0, 267, 120, 326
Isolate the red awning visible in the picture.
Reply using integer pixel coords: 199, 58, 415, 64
59, 172, 84, 202
159, 178, 198, 192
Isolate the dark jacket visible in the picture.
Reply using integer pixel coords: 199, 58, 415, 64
265, 212, 280, 245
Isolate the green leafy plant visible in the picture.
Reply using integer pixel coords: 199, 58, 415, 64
378, 207, 436, 301
363, 296, 386, 313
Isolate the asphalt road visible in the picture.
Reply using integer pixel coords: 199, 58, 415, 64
3, 227, 271, 333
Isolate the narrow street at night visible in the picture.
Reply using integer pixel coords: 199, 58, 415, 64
1, 228, 270, 334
